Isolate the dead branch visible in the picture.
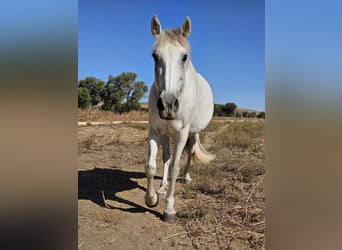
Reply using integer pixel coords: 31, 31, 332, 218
101, 190, 111, 209
162, 232, 188, 241
246, 175, 265, 203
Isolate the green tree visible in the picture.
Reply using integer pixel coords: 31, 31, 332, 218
242, 111, 249, 118
249, 112, 257, 118
78, 87, 91, 108
102, 77, 125, 112
131, 81, 148, 104
222, 102, 237, 117
214, 104, 223, 116
107, 72, 148, 112
78, 77, 105, 106
129, 102, 142, 111
257, 111, 265, 119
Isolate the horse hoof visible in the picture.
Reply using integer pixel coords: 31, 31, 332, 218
145, 193, 158, 208
163, 212, 176, 223
185, 178, 192, 184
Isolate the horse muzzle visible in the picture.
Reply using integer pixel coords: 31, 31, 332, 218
157, 97, 179, 120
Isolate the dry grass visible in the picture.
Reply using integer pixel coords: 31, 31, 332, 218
183, 164, 222, 195
212, 121, 265, 151
78, 109, 148, 122
177, 199, 208, 220
178, 120, 265, 249
123, 122, 149, 131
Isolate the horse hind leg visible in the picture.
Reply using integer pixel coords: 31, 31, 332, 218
157, 136, 170, 195
145, 129, 160, 207
184, 135, 196, 184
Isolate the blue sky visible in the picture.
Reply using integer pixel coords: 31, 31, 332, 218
79, 0, 265, 111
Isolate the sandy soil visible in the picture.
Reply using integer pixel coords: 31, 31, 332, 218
78, 124, 194, 249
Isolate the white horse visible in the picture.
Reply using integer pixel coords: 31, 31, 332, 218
145, 16, 215, 222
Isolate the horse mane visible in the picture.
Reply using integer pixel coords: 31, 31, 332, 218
153, 29, 191, 53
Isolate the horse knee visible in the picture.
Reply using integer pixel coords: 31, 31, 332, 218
145, 163, 156, 177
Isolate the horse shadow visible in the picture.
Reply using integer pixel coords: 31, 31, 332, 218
78, 168, 162, 218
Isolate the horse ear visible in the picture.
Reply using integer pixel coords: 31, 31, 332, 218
151, 15, 162, 38
180, 16, 191, 38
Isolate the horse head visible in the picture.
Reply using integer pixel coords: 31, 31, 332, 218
150, 16, 192, 120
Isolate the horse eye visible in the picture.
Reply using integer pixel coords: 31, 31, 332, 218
182, 54, 188, 63
152, 53, 158, 62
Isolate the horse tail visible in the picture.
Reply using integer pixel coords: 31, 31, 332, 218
192, 139, 216, 165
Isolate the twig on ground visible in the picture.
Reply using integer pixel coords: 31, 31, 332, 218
101, 190, 111, 209
251, 220, 265, 226
78, 241, 84, 248
246, 175, 265, 203
162, 232, 188, 241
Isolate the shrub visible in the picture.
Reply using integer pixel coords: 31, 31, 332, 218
78, 87, 91, 108
257, 111, 265, 119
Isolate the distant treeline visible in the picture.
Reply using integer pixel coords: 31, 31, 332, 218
214, 103, 265, 119
78, 74, 265, 118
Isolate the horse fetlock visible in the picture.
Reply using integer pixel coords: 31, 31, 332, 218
157, 183, 168, 195
165, 197, 175, 209
185, 173, 192, 184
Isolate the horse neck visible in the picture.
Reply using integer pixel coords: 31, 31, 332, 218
183, 61, 197, 92
187, 60, 196, 76
178, 60, 198, 111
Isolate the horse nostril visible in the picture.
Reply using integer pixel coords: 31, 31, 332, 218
173, 99, 179, 112
157, 97, 164, 111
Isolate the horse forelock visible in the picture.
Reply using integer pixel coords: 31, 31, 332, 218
152, 29, 190, 54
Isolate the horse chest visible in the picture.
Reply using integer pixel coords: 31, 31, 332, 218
154, 119, 184, 136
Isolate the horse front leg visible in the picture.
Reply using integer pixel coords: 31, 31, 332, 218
163, 125, 189, 222
157, 136, 170, 195
145, 129, 160, 207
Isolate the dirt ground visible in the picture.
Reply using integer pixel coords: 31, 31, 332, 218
78, 110, 265, 249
